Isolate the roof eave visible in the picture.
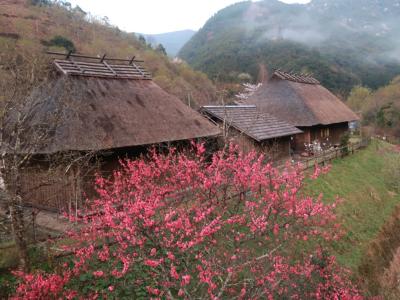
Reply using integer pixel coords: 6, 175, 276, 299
201, 109, 302, 142
257, 129, 304, 142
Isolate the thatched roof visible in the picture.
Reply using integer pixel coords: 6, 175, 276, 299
8, 75, 220, 154
242, 71, 359, 127
201, 105, 302, 141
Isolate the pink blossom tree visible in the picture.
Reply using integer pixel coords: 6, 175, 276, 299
12, 144, 362, 299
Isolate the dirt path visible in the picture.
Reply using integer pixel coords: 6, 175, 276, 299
359, 204, 400, 297
0, 207, 75, 235
381, 247, 400, 299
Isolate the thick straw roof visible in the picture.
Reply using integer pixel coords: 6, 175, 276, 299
7, 74, 220, 154
243, 71, 359, 127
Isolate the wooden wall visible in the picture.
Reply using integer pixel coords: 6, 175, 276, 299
260, 137, 292, 161
221, 128, 292, 160
19, 166, 84, 213
294, 122, 349, 152
293, 128, 311, 152
17, 139, 218, 214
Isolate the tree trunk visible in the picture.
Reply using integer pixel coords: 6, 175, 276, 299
6, 167, 29, 271
9, 201, 29, 271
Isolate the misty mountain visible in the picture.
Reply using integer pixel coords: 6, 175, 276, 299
179, 0, 400, 96
143, 30, 196, 57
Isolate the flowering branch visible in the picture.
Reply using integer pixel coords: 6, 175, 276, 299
12, 143, 360, 299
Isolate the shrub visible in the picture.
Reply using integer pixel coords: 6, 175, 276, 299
237, 72, 252, 82
30, 0, 52, 6
11, 144, 361, 299
340, 133, 350, 155
155, 44, 167, 56
44, 35, 76, 52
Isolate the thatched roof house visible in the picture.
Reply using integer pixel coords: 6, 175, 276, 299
23, 77, 220, 154
242, 70, 359, 151
16, 56, 220, 154
5, 53, 220, 213
201, 105, 302, 158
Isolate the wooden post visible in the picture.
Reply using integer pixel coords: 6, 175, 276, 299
100, 54, 107, 63
65, 50, 73, 60
74, 165, 82, 221
32, 210, 35, 243
69, 168, 74, 216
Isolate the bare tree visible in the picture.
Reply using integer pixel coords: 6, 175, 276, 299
0, 50, 98, 270
0, 49, 53, 270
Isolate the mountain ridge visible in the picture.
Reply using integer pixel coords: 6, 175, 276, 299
179, 0, 400, 96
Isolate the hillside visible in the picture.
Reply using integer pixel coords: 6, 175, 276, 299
307, 140, 400, 295
179, 0, 400, 96
143, 30, 196, 57
0, 0, 216, 107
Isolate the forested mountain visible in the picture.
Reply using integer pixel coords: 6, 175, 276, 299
0, 0, 216, 107
179, 0, 400, 96
143, 30, 196, 57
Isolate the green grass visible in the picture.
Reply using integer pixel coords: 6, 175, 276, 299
306, 140, 400, 271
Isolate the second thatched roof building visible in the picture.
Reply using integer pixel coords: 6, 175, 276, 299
241, 70, 359, 152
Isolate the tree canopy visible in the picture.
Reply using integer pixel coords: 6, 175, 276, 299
12, 144, 361, 299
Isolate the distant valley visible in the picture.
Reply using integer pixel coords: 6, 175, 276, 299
141, 29, 196, 57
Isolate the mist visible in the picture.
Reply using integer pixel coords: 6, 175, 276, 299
241, 0, 400, 63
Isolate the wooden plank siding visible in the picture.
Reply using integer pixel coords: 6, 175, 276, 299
19, 166, 96, 214
293, 122, 349, 152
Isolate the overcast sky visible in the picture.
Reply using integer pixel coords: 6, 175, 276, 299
68, 0, 311, 34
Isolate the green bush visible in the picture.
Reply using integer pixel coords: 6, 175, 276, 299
340, 132, 350, 155
45, 35, 76, 52
30, 0, 52, 6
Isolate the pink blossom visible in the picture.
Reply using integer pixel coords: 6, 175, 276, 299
167, 252, 175, 261
181, 274, 191, 286
273, 224, 280, 235
144, 259, 161, 268
146, 286, 160, 295
92, 270, 104, 277
11, 143, 360, 299
170, 265, 179, 279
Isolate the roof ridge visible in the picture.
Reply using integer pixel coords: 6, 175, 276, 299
273, 70, 319, 85
202, 105, 256, 108
49, 51, 152, 80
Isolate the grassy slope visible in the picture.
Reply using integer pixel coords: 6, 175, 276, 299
0, 0, 216, 107
307, 140, 400, 271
